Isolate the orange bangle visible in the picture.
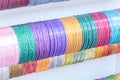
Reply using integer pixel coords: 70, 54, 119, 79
36, 59, 43, 72
69, 17, 82, 51
102, 45, 109, 56
36, 58, 50, 72
60, 17, 82, 54
115, 73, 120, 79
108, 44, 114, 55
60, 17, 75, 54
43, 59, 50, 71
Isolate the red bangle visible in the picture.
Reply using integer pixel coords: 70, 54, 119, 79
117, 43, 120, 53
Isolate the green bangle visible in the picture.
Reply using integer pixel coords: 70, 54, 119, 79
86, 14, 98, 48
74, 50, 85, 63
75, 15, 86, 50
12, 24, 36, 63
105, 75, 119, 80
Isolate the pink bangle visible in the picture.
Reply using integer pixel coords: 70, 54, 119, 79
0, 27, 19, 67
90, 13, 102, 46
98, 12, 110, 45
9, 27, 20, 65
90, 12, 110, 46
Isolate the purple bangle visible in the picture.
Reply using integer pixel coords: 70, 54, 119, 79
53, 19, 67, 55
29, 22, 40, 60
49, 20, 58, 56
29, 22, 50, 60
40, 22, 50, 58
96, 78, 105, 80
48, 19, 67, 56
49, 20, 61, 56
36, 22, 44, 59
116, 9, 120, 12
44, 21, 55, 57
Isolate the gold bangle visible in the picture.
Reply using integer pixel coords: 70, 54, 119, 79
9, 64, 22, 78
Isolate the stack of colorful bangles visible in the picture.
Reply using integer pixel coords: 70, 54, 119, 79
0, 0, 68, 10
96, 73, 120, 80
1, 8, 120, 79
1, 9, 120, 67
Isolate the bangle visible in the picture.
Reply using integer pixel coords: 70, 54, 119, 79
103, 10, 120, 44
57, 55, 64, 67
90, 12, 110, 46
51, 19, 67, 56
95, 46, 103, 58
105, 75, 119, 80
60, 17, 75, 54
22, 61, 37, 75
27, 61, 37, 74
76, 15, 88, 50
72, 17, 82, 51
0, 27, 19, 67
22, 63, 28, 75
2, 67, 9, 80
117, 43, 120, 53
49, 20, 61, 56
112, 44, 117, 54
63, 53, 74, 65
96, 78, 105, 80
51, 56, 58, 68
12, 24, 36, 63
36, 58, 50, 72
9, 64, 22, 78
36, 59, 43, 72
74, 50, 85, 63
7, 0, 29, 9
102, 45, 109, 56
115, 73, 120, 79
85, 48, 95, 60
44, 21, 55, 57
68, 17, 82, 51
86, 14, 98, 48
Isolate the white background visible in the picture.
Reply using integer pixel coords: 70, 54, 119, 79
0, 0, 120, 80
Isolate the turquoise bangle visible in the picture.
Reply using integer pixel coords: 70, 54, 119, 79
86, 14, 98, 48
12, 24, 36, 63
75, 15, 86, 50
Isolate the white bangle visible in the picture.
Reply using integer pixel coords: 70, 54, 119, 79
1, 67, 9, 80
